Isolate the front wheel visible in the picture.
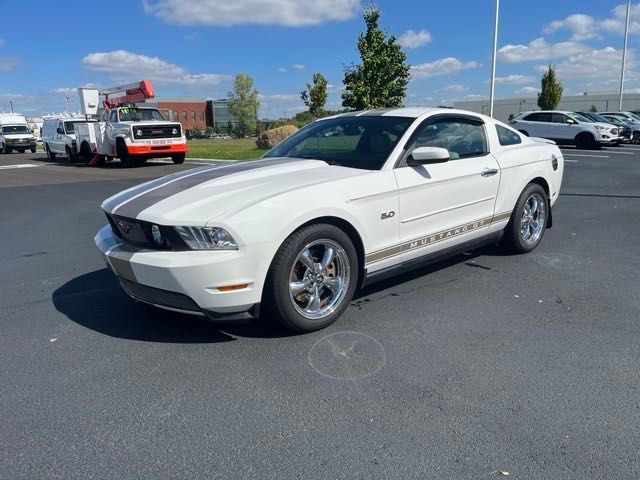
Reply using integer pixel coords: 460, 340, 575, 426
171, 153, 185, 164
262, 224, 358, 332
3, 143, 11, 154
45, 144, 55, 160
117, 140, 135, 168
30, 148, 36, 154
576, 132, 596, 149
502, 184, 548, 253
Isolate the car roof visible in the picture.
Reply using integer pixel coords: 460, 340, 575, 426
324, 107, 493, 121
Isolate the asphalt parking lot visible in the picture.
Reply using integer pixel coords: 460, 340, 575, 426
1, 148, 639, 479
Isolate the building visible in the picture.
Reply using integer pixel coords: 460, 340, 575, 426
453, 92, 640, 123
145, 97, 239, 134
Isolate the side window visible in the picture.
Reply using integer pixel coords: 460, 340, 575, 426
524, 112, 552, 122
551, 113, 569, 124
109, 110, 118, 123
410, 117, 488, 160
496, 125, 522, 146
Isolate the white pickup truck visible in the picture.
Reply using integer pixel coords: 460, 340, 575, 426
75, 106, 188, 167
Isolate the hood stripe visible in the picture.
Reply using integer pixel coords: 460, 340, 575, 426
111, 157, 300, 219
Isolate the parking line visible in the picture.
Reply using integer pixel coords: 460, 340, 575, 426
563, 148, 633, 154
564, 159, 579, 163
564, 153, 609, 158
0, 164, 39, 170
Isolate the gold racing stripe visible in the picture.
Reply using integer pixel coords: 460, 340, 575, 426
365, 210, 513, 265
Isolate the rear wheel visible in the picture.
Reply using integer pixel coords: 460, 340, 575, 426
502, 184, 548, 253
262, 224, 358, 332
80, 142, 93, 163
65, 146, 76, 164
171, 153, 185, 164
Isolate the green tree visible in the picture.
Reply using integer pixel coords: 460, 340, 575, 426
228, 73, 260, 137
301, 73, 328, 117
589, 104, 598, 112
342, 6, 410, 110
537, 65, 563, 110
205, 126, 214, 137
192, 125, 202, 138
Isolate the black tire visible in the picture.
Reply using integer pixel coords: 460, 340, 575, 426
3, 143, 11, 154
134, 157, 147, 166
117, 139, 135, 168
30, 148, 36, 154
262, 223, 359, 332
17, 149, 25, 154
518, 130, 529, 137
502, 183, 548, 254
65, 146, 76, 164
575, 132, 597, 149
45, 144, 56, 160
80, 142, 93, 163
171, 153, 185, 164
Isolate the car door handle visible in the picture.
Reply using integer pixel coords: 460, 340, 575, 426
481, 168, 499, 177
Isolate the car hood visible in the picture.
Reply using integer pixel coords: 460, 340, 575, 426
102, 157, 367, 224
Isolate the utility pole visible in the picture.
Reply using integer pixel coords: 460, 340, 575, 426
489, 0, 500, 118
9, 101, 14, 113
618, 0, 631, 111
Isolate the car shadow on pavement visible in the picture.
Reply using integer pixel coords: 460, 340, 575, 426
52, 269, 294, 343
29, 155, 177, 169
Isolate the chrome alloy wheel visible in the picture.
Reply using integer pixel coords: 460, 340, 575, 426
520, 193, 546, 245
288, 239, 351, 320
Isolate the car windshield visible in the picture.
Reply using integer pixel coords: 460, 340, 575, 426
567, 112, 592, 122
64, 121, 85, 134
263, 115, 413, 170
118, 108, 166, 122
2, 125, 29, 134
588, 112, 614, 124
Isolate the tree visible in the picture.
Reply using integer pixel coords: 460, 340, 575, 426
537, 65, 563, 110
301, 73, 328, 117
342, 6, 410, 110
589, 104, 598, 112
228, 73, 260, 137
205, 126, 214, 137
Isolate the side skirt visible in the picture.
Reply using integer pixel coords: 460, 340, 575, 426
362, 231, 504, 287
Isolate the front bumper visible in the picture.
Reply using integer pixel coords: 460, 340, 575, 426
126, 142, 188, 156
95, 225, 274, 320
5, 141, 36, 149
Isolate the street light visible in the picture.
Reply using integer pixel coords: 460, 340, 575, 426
618, 0, 631, 111
489, 0, 500, 118
9, 101, 14, 113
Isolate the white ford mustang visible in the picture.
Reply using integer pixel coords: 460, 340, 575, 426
96, 108, 564, 331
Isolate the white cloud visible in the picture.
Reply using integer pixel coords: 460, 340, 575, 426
82, 50, 230, 86
492, 74, 535, 85
498, 37, 590, 63
463, 94, 485, 100
411, 57, 481, 80
515, 86, 540, 96
0, 58, 18, 71
536, 47, 632, 80
292, 64, 305, 70
544, 14, 598, 41
276, 67, 288, 73
599, 3, 640, 35
261, 93, 300, 101
439, 84, 468, 93
53, 88, 76, 94
398, 29, 432, 49
143, 0, 361, 26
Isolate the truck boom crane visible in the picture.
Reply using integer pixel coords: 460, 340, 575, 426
100, 80, 155, 109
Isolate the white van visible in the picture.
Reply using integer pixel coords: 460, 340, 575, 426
0, 113, 37, 154
42, 117, 95, 162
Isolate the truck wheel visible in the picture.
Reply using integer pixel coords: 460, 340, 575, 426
3, 143, 12, 154
45, 144, 55, 160
502, 183, 548, 254
262, 223, 358, 332
30, 148, 37, 154
171, 153, 185, 164
80, 142, 92, 163
65, 146, 76, 164
17, 149, 25, 154
117, 139, 135, 168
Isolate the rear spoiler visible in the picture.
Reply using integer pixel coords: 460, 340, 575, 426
530, 136, 556, 145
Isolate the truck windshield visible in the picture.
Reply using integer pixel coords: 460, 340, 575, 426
2, 125, 29, 134
118, 108, 166, 122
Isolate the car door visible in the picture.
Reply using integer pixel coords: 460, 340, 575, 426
391, 115, 501, 264
51, 121, 65, 153
551, 113, 575, 141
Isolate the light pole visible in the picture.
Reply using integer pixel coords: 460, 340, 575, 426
9, 101, 14, 113
618, 0, 631, 111
489, 0, 500, 118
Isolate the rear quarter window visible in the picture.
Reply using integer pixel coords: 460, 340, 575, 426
496, 125, 522, 146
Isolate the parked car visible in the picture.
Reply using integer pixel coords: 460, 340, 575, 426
42, 117, 96, 162
511, 110, 621, 149
0, 113, 37, 154
591, 113, 639, 143
96, 108, 564, 332
575, 111, 626, 145
601, 111, 640, 123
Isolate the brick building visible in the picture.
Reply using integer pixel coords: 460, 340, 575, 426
146, 97, 239, 134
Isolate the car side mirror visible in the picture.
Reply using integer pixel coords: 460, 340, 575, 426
567, 119, 578, 125
56, 127, 64, 134
407, 146, 450, 166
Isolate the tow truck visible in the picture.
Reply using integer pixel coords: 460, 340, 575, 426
75, 80, 188, 167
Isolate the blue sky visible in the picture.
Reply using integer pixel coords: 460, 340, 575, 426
1, 0, 639, 118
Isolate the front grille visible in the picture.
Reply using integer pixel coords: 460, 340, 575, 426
119, 278, 201, 312
132, 124, 181, 139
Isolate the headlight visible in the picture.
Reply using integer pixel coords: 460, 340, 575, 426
136, 129, 143, 137
151, 224, 164, 246
595, 125, 605, 130
174, 226, 238, 250
172, 128, 178, 135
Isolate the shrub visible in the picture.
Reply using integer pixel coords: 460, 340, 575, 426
256, 125, 299, 149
